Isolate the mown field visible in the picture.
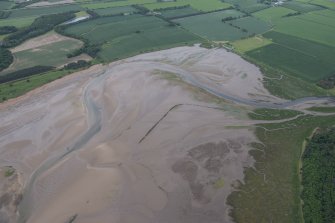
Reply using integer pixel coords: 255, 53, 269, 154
6, 39, 84, 73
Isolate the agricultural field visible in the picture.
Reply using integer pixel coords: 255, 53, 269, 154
253, 6, 297, 24
274, 12, 335, 47
143, 0, 232, 12
63, 14, 200, 61
231, 36, 272, 53
82, 0, 155, 9
93, 5, 138, 16
0, 16, 36, 28
0, 31, 89, 75
282, 1, 324, 12
8, 4, 83, 18
174, 10, 248, 41
159, 6, 200, 19
224, 0, 269, 13
0, 1, 13, 10
229, 16, 272, 35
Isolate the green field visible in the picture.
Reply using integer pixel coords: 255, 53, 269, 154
231, 36, 272, 53
228, 114, 335, 223
174, 10, 248, 41
82, 0, 155, 9
0, 1, 13, 10
93, 5, 138, 16
274, 13, 335, 47
253, 6, 297, 25
0, 16, 37, 28
247, 44, 334, 82
229, 16, 272, 35
64, 14, 201, 61
310, 0, 335, 9
6, 39, 83, 73
159, 6, 200, 19
225, 0, 269, 13
142, 0, 232, 12
282, 1, 324, 12
9, 4, 83, 18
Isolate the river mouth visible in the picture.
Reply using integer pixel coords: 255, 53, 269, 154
0, 46, 334, 223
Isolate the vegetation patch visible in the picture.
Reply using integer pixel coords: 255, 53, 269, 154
0, 66, 55, 84
301, 127, 335, 223
0, 47, 13, 72
228, 115, 335, 223
93, 5, 139, 16
3, 12, 76, 48
249, 108, 302, 120
231, 36, 272, 53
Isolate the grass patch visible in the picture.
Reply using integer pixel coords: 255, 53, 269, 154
82, 0, 155, 9
228, 114, 335, 223
249, 108, 303, 120
307, 106, 335, 113
0, 69, 71, 102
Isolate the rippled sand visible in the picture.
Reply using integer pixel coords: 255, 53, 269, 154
0, 46, 284, 223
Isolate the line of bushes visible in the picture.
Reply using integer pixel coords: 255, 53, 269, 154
0, 66, 55, 84
0, 47, 13, 72
0, 10, 11, 19
0, 26, 17, 35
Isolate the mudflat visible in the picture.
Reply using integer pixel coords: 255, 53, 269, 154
0, 46, 293, 223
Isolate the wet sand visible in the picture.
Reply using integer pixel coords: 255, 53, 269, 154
0, 46, 331, 223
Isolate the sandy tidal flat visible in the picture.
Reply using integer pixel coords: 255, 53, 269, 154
0, 46, 279, 223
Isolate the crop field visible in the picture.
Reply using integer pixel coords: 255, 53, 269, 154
274, 13, 335, 47
310, 0, 335, 9
142, 0, 232, 12
174, 10, 249, 41
253, 6, 296, 24
228, 114, 335, 223
64, 14, 200, 61
224, 0, 269, 13
9, 4, 83, 18
93, 6, 138, 16
231, 36, 272, 53
82, 0, 155, 9
159, 6, 200, 19
0, 1, 13, 10
229, 16, 272, 35
6, 39, 83, 73
282, 1, 324, 12
0, 16, 36, 28
257, 31, 335, 82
